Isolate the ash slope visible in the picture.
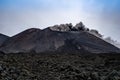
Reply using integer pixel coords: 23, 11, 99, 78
0, 23, 120, 53
0, 33, 9, 46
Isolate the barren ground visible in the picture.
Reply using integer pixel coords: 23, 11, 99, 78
0, 52, 120, 80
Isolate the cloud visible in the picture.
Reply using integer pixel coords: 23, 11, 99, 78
0, 9, 85, 36
81, 0, 120, 41
0, 0, 120, 42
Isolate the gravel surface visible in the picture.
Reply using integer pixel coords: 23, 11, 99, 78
0, 52, 120, 80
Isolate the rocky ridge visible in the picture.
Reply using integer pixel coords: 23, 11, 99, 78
0, 22, 120, 53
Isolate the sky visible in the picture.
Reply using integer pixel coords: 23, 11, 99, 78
0, 0, 120, 42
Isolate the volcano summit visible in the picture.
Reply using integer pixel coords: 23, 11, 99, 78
0, 22, 120, 53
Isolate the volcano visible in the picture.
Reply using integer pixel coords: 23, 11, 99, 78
0, 22, 120, 53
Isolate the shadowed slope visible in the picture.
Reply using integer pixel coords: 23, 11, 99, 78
0, 26, 119, 53
0, 33, 9, 46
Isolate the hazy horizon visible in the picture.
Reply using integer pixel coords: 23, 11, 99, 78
0, 0, 120, 42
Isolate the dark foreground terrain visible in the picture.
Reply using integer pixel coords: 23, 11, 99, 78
0, 52, 120, 80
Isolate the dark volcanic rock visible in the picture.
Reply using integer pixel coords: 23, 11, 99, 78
0, 53, 120, 80
0, 33, 9, 47
0, 25, 120, 53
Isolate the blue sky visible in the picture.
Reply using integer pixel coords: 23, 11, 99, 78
0, 0, 120, 41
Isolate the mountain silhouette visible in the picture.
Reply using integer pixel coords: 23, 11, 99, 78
0, 33, 9, 47
0, 22, 120, 53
